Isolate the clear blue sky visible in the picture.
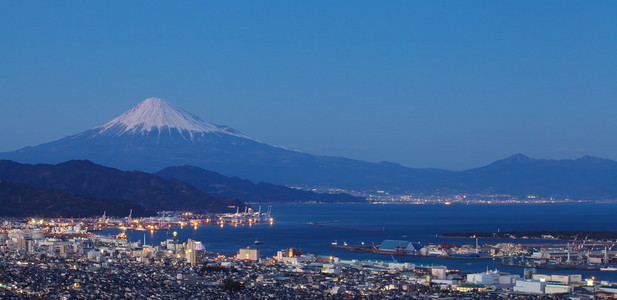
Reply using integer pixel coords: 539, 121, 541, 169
1, 1, 616, 170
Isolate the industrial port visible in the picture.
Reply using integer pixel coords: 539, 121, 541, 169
331, 234, 617, 272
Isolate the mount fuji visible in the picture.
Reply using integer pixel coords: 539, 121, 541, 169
1, 98, 436, 190
93, 97, 252, 140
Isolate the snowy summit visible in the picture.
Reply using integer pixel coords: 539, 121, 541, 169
95, 98, 249, 139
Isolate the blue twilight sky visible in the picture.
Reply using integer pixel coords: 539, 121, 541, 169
1, 1, 616, 170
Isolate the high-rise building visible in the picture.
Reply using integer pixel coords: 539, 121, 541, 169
186, 241, 205, 266
186, 249, 205, 266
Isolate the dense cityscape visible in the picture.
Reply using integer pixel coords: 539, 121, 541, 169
0, 212, 615, 299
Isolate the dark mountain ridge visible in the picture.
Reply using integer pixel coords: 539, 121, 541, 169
0, 160, 245, 212
0, 181, 152, 218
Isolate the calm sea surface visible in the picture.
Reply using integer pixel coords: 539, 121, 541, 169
109, 203, 617, 281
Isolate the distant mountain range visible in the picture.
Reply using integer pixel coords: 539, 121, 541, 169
456, 154, 617, 199
1, 98, 616, 200
0, 181, 151, 218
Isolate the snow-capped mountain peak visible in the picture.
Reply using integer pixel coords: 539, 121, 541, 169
95, 98, 249, 139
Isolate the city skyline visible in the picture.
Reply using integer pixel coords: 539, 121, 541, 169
2, 1, 616, 170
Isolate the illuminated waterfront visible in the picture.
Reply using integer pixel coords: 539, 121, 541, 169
103, 203, 617, 281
